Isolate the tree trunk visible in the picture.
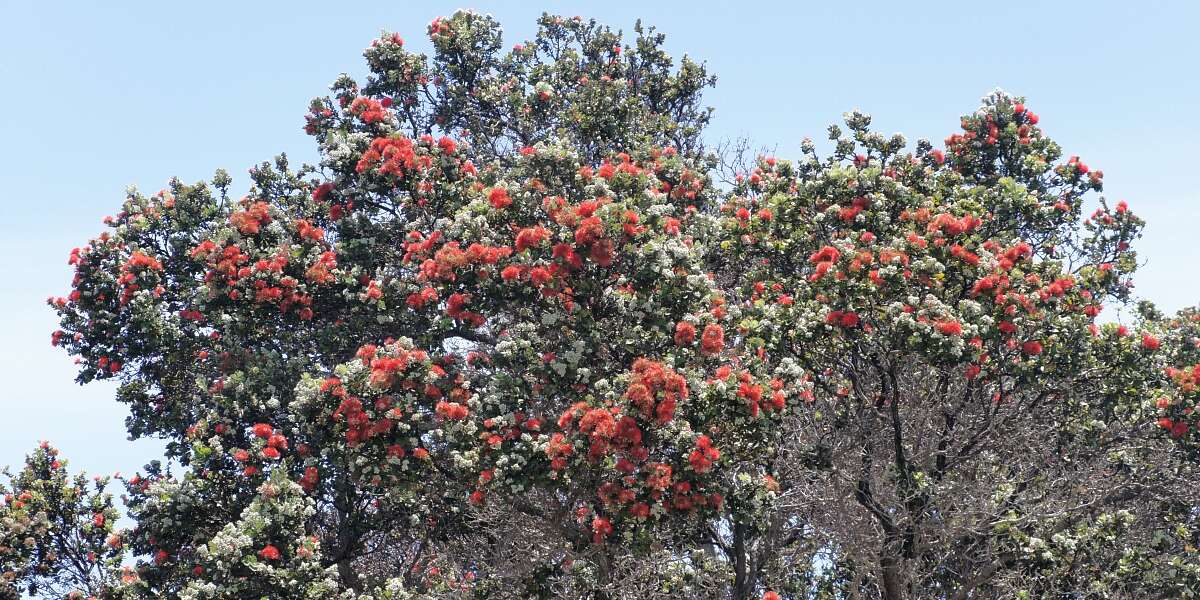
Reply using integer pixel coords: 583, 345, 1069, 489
337, 558, 361, 593
732, 521, 756, 600
879, 552, 906, 600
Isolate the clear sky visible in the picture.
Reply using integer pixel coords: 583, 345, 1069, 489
2, 1, 1197, 478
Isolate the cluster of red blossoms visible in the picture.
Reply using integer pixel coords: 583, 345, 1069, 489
808, 245, 841, 282
555, 402, 644, 464
623, 359, 688, 424
257, 544, 281, 561
188, 238, 319, 319
311, 343, 478, 474
581, 459, 724, 544
688, 435, 720, 473
419, 240, 512, 283
304, 251, 338, 285
229, 201, 271, 235
487, 186, 512, 210
699, 323, 724, 355
117, 250, 165, 306
229, 423, 290, 476
546, 354, 729, 541
348, 96, 389, 125
541, 195, 625, 267
1159, 364, 1200, 439
327, 383, 393, 448
945, 101, 1039, 152
826, 310, 861, 329
355, 136, 418, 176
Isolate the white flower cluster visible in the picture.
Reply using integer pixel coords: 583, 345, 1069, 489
321, 131, 372, 173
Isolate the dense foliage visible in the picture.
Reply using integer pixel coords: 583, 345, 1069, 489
5, 10, 1196, 600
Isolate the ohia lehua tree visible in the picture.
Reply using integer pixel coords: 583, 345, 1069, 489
2, 10, 1196, 600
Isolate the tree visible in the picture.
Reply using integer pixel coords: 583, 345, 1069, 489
20, 10, 1199, 600
716, 92, 1199, 599
1, 443, 124, 599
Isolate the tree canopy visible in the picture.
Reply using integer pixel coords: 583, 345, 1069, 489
5, 10, 1197, 600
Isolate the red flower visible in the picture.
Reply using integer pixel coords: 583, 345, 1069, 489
1021, 340, 1043, 355
1141, 334, 1160, 350
127, 251, 163, 271
515, 226, 548, 252
488, 187, 512, 209
252, 423, 273, 439
769, 390, 786, 411
688, 435, 720, 473
349, 97, 387, 124
738, 382, 763, 417
312, 182, 334, 202
591, 516, 613, 544
574, 216, 605, 246
258, 544, 281, 561
674, 321, 696, 346
530, 267, 553, 286
935, 320, 963, 336
230, 202, 271, 235
355, 136, 416, 176
436, 401, 469, 420
700, 324, 724, 356
299, 467, 319, 492
1171, 422, 1189, 438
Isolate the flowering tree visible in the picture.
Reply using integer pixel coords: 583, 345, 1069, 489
14, 10, 1198, 600
45, 11, 737, 599
1, 444, 123, 599
716, 94, 1199, 598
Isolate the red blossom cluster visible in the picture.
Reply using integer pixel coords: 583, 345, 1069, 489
257, 544, 281, 561
1160, 364, 1200, 439
487, 187, 512, 209
688, 435, 720, 473
229, 201, 271, 235
624, 359, 688, 424
418, 241, 512, 282
809, 245, 841, 282
355, 136, 419, 176
674, 321, 696, 346
116, 250, 165, 306
699, 323, 724, 355
304, 251, 338, 285
348, 96, 389, 124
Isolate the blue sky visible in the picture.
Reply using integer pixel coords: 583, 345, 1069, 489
2, 1, 1197, 478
